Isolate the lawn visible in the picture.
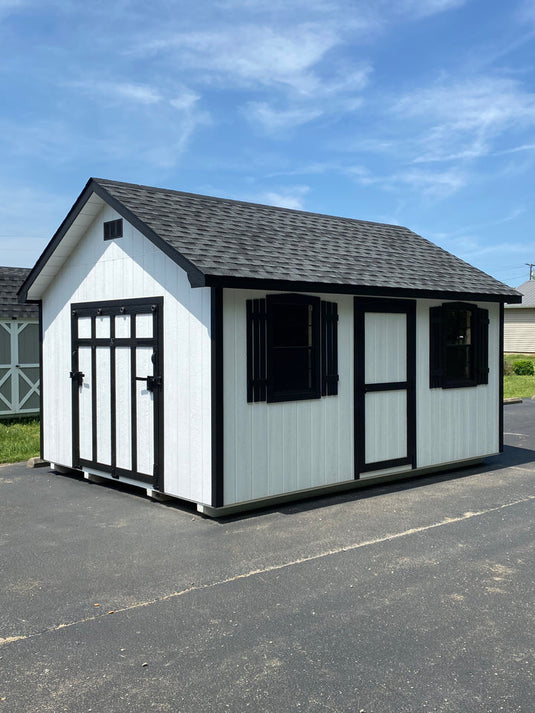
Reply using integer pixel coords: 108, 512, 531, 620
0, 418, 40, 464
503, 353, 535, 399
0, 356, 532, 464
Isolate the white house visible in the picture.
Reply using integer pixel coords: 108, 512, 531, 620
504, 280, 535, 353
19, 178, 521, 515
1, 266, 40, 418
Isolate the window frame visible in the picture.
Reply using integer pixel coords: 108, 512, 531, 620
430, 301, 489, 389
266, 293, 321, 403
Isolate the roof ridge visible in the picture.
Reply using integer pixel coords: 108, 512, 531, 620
91, 177, 413, 233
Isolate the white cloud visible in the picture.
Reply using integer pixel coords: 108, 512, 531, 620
244, 102, 324, 132
393, 76, 535, 163
69, 80, 163, 105
170, 90, 200, 112
255, 185, 310, 210
138, 24, 340, 95
392, 0, 467, 20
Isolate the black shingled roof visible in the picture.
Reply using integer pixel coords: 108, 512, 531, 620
20, 178, 522, 303
94, 179, 519, 300
0, 267, 38, 319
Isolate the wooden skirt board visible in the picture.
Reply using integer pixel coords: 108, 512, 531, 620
354, 298, 416, 475
70, 298, 163, 490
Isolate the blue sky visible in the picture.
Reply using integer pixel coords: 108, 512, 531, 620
1, 0, 534, 287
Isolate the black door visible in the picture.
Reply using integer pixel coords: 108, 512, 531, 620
354, 298, 416, 476
71, 297, 163, 490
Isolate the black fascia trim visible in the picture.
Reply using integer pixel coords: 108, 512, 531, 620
38, 301, 44, 460
18, 178, 96, 303
17, 178, 207, 302
211, 286, 224, 508
202, 275, 520, 304
90, 182, 207, 288
499, 303, 504, 453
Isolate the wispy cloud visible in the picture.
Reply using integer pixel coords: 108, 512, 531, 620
69, 79, 163, 105
393, 76, 535, 164
252, 185, 311, 210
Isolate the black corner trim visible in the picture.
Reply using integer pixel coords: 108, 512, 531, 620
211, 287, 224, 508
499, 303, 504, 453
38, 301, 44, 460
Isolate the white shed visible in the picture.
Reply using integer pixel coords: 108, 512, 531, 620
1, 266, 40, 418
19, 178, 521, 515
504, 280, 535, 353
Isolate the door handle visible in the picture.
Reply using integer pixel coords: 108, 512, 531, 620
135, 375, 162, 392
70, 371, 84, 388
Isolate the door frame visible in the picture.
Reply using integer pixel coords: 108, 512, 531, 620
71, 297, 164, 490
354, 297, 416, 477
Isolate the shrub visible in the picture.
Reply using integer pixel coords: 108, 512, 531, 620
513, 359, 535, 376
503, 358, 514, 376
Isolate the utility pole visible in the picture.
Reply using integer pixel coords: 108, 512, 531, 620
526, 263, 535, 280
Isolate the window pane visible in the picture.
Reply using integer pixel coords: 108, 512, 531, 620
0, 327, 10, 364
18, 323, 39, 364
445, 308, 471, 346
272, 347, 312, 392
271, 303, 311, 347
446, 345, 471, 380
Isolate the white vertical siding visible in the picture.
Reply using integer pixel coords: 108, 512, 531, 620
223, 290, 354, 505
365, 390, 407, 463
41, 204, 212, 505
416, 300, 500, 467
364, 312, 406, 384
504, 309, 535, 352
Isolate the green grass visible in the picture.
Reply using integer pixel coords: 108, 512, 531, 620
504, 353, 535, 399
0, 418, 40, 464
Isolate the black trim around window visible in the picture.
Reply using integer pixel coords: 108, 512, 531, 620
247, 293, 338, 404
430, 302, 489, 389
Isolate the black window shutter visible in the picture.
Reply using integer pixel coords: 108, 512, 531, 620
475, 307, 489, 385
246, 298, 267, 402
321, 301, 339, 396
429, 305, 444, 388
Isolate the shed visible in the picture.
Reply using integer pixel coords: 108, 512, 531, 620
504, 280, 535, 353
19, 178, 521, 515
1, 266, 40, 418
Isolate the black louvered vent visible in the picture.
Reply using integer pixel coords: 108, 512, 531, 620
321, 301, 339, 396
103, 219, 123, 241
246, 298, 267, 402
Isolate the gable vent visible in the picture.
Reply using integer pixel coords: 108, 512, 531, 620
103, 219, 123, 241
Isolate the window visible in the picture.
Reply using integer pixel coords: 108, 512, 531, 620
430, 302, 489, 388
103, 219, 123, 240
247, 294, 338, 403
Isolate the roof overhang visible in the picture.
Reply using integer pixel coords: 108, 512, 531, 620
18, 178, 206, 303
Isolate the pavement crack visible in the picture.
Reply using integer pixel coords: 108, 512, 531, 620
1, 493, 533, 649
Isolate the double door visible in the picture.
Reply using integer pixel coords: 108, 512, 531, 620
71, 298, 163, 489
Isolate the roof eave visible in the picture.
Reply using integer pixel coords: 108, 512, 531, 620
18, 178, 207, 302
202, 274, 522, 303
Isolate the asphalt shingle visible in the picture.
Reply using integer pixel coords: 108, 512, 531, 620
0, 267, 38, 319
93, 178, 519, 300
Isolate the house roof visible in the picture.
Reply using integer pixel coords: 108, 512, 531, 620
505, 280, 535, 308
20, 177, 522, 303
0, 266, 38, 319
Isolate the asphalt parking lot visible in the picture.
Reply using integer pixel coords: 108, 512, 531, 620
1, 402, 534, 713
